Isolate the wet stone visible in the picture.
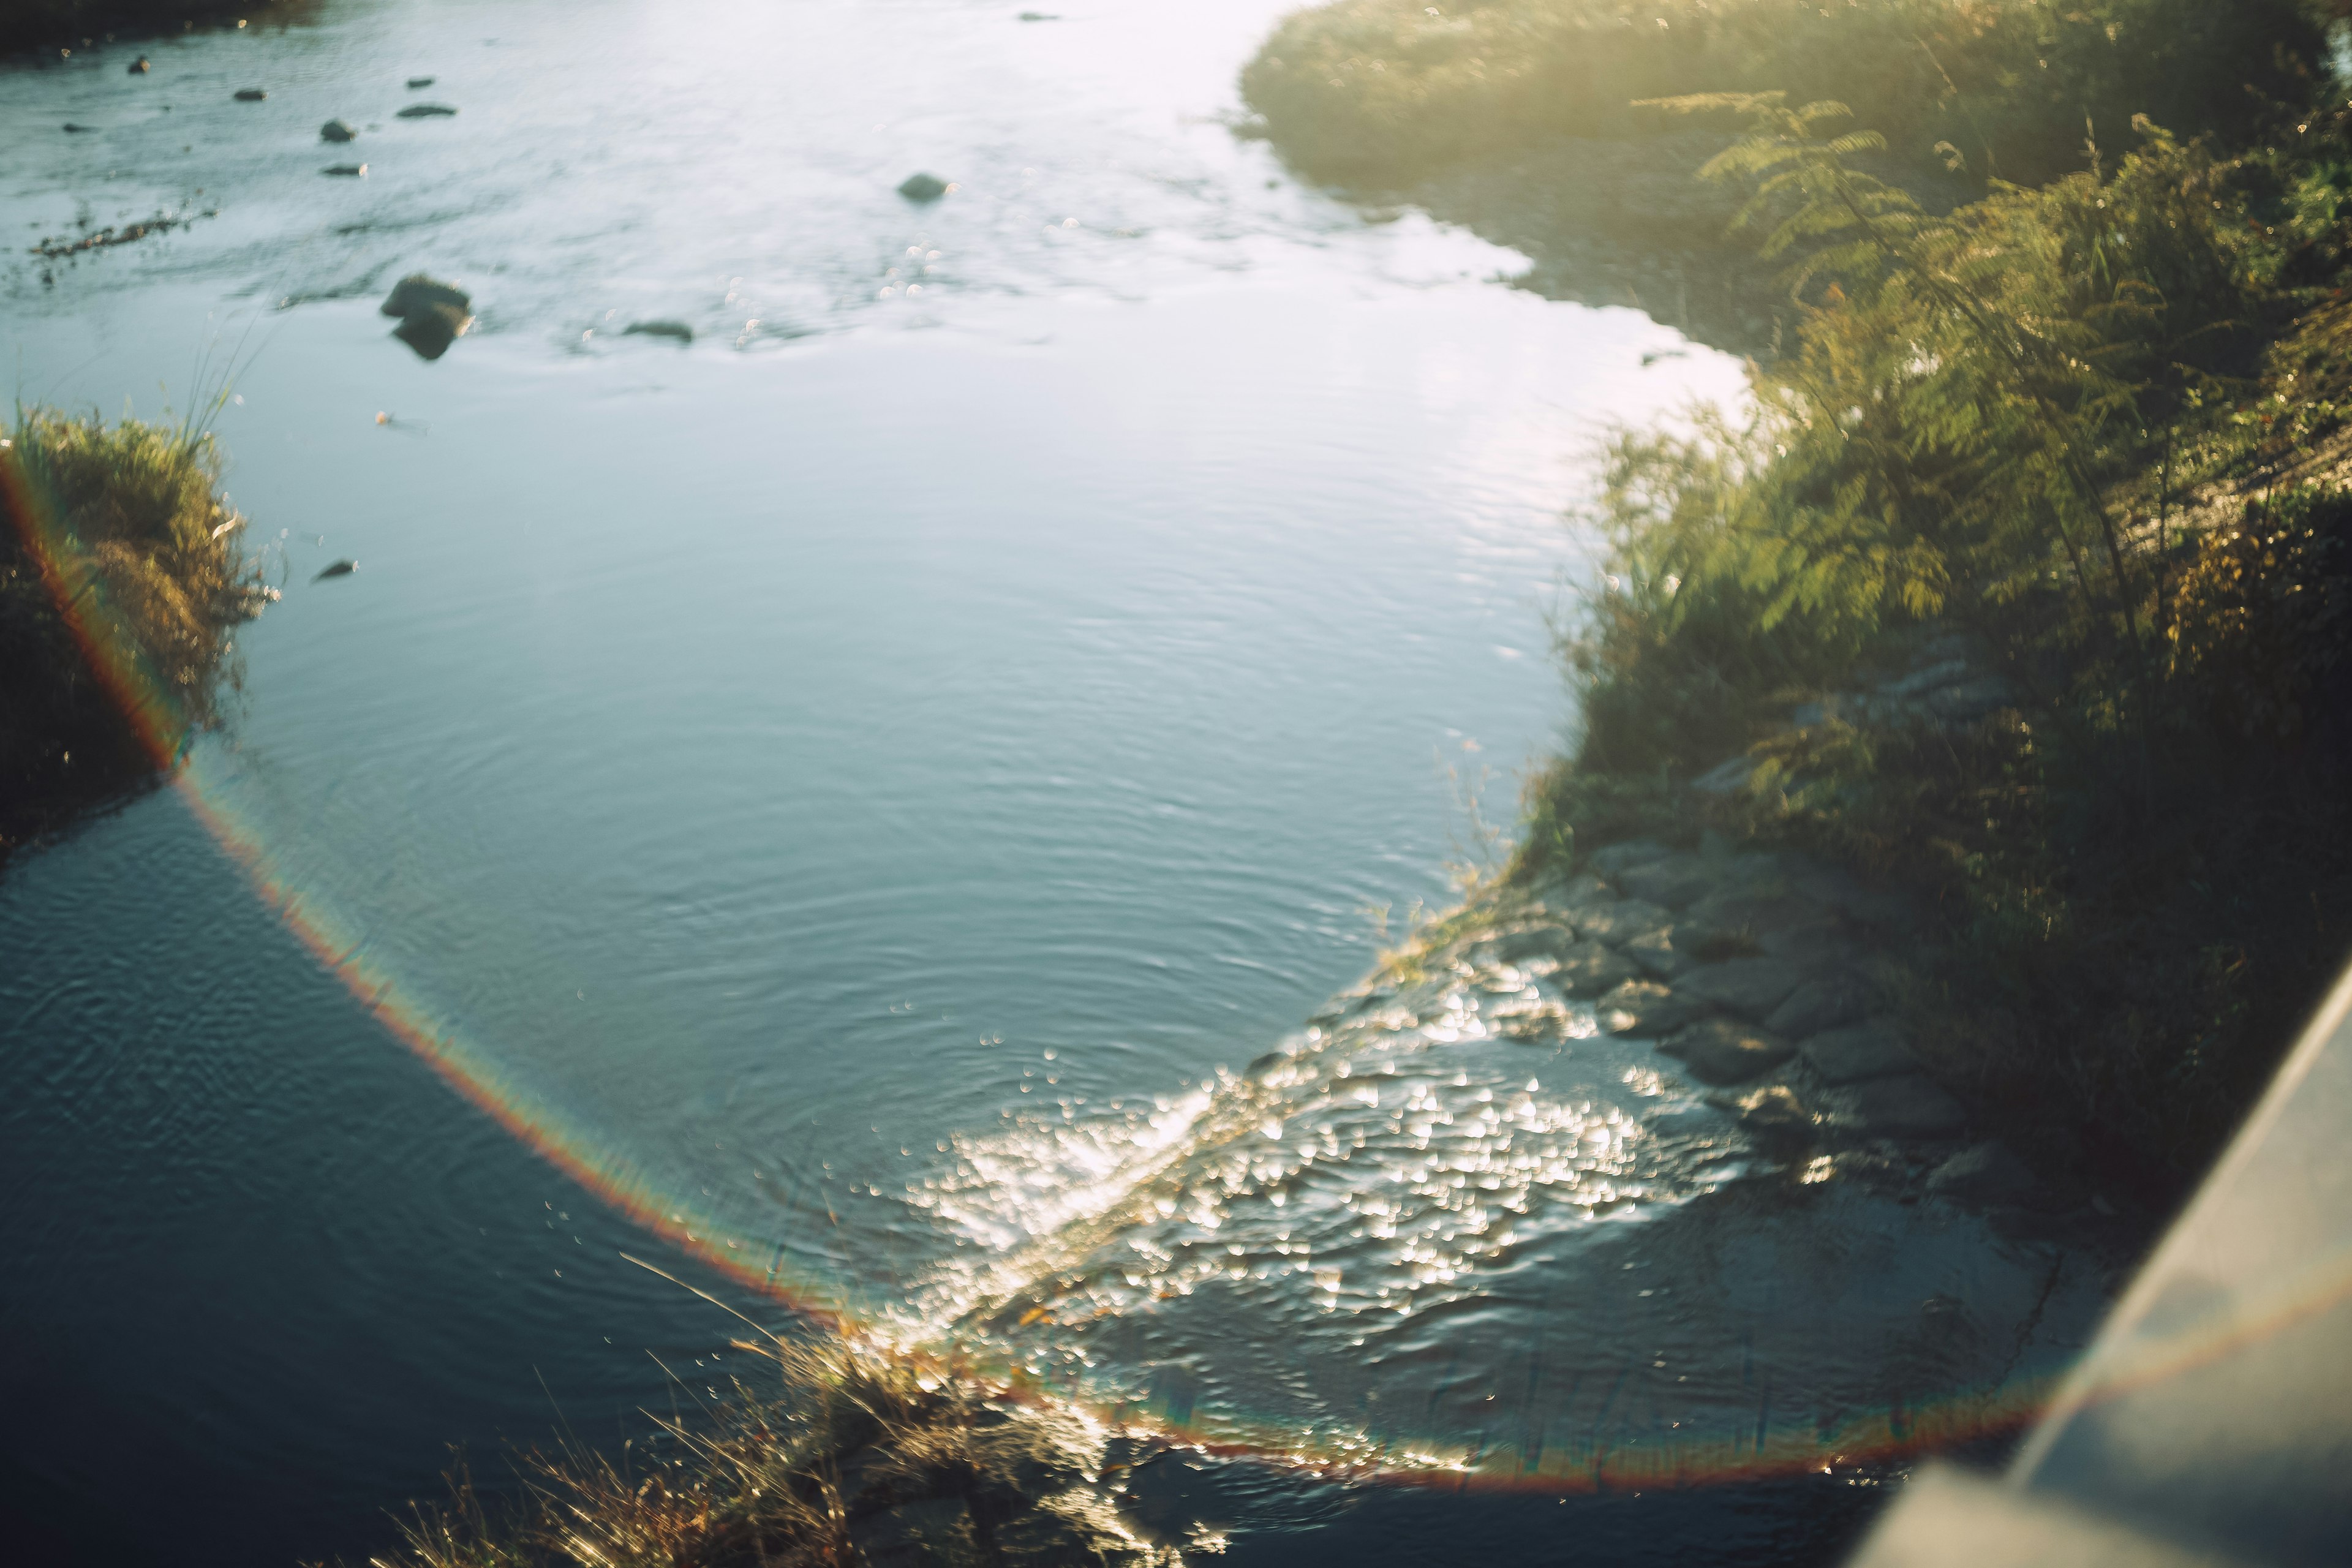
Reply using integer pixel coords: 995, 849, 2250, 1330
1722, 1084, 1811, 1140
899, 171, 951, 201
1660, 1016, 1795, 1086
1678, 956, 1805, 1020
1596, 978, 1709, 1037
1820, 1074, 1966, 1139
1768, 974, 1877, 1039
624, 318, 693, 342
1801, 1017, 1917, 1084
1549, 939, 1643, 997
320, 118, 358, 141
233, 88, 266, 101
396, 102, 459, 118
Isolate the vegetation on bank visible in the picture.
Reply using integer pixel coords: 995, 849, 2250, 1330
1, 1, 309, 55
1356, 18, 2352, 1194
1242, 0, 2324, 192
368, 1328, 1173, 1568
0, 407, 271, 858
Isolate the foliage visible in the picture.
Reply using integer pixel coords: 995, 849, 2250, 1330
1516, 85, 2352, 1188
1242, 0, 2326, 191
0, 407, 271, 856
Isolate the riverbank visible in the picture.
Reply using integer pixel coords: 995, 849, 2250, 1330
1246, 0, 2352, 1202
1, 2, 311, 56
0, 407, 271, 863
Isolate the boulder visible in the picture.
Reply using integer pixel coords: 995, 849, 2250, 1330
1660, 1016, 1795, 1086
1722, 1084, 1811, 1140
1596, 979, 1710, 1038
1549, 940, 1643, 998
1618, 853, 1714, 910
396, 103, 458, 118
1587, 839, 1674, 875
898, 172, 951, 202
1623, 925, 1696, 979
321, 118, 358, 142
1820, 1074, 1966, 1139
1766, 974, 1876, 1039
1571, 897, 1672, 946
380, 273, 474, 360
1927, 1141, 2042, 1207
1678, 957, 1805, 1020
623, 319, 694, 342
1801, 1017, 1916, 1084
233, 88, 266, 101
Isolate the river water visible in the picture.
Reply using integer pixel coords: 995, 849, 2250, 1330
0, 5, 2091, 1565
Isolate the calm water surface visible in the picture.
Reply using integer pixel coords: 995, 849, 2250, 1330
0, 3, 1954, 1563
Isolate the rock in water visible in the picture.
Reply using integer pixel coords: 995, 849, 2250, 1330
406, 75, 435, 89
321, 119, 358, 143
623, 320, 693, 342
1659, 1016, 1796, 1086
396, 103, 458, 118
897, 172, 949, 202
234, 88, 267, 102
128, 57, 150, 75
313, 559, 358, 581
322, 164, 368, 177
380, 273, 474, 361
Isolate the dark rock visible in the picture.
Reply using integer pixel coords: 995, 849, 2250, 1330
1801, 1018, 1917, 1084
1767, 974, 1876, 1039
1928, 1141, 2042, 1207
312, 559, 358, 581
898, 172, 951, 202
1678, 957, 1804, 1020
62, 123, 96, 134
233, 88, 266, 101
321, 119, 359, 142
1618, 853, 1714, 909
396, 103, 458, 118
1660, 1016, 1795, 1085
1623, 925, 1695, 980
1550, 939, 1642, 997
1722, 1084, 1811, 1140
1588, 838, 1673, 875
1571, 897, 1672, 946
1596, 979, 1710, 1037
623, 319, 694, 342
381, 273, 474, 360
128, 57, 150, 74
407, 75, 436, 89
322, 163, 367, 176
1820, 1074, 1966, 1139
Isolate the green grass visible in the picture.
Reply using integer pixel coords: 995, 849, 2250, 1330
0, 406, 271, 858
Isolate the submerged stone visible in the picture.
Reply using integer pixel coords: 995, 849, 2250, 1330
128, 57, 151, 75
623, 319, 694, 342
396, 103, 458, 118
234, 88, 267, 101
407, 75, 436, 88
312, 559, 358, 581
898, 172, 951, 202
322, 163, 367, 177
321, 118, 358, 142
1660, 1016, 1795, 1085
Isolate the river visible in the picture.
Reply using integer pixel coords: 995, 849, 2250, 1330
0, 4, 2074, 1565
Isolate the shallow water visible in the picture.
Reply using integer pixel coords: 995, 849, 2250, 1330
0, 4, 2083, 1564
